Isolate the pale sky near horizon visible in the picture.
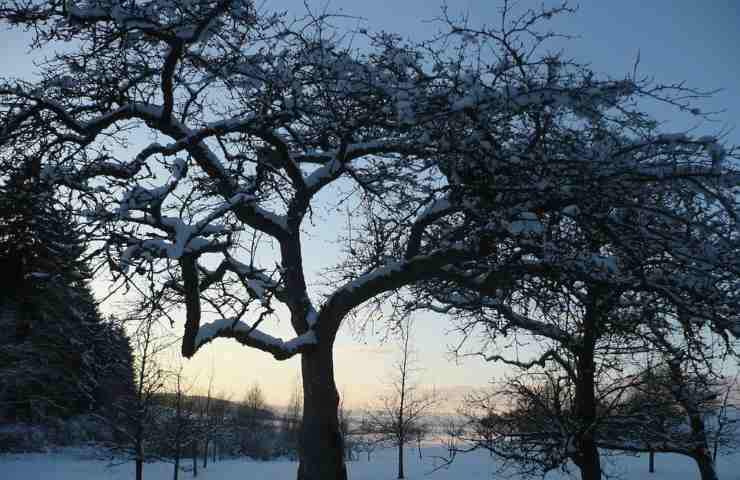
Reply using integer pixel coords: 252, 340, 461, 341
2, 1, 739, 410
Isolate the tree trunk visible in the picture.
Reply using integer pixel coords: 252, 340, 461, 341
649, 451, 655, 473
173, 450, 180, 480
693, 450, 719, 480
192, 441, 198, 477
668, 357, 719, 480
203, 438, 208, 468
397, 438, 405, 479
135, 434, 144, 480
577, 440, 601, 480
574, 292, 602, 480
574, 367, 601, 480
296, 342, 347, 480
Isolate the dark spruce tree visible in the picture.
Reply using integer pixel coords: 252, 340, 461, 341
0, 168, 134, 422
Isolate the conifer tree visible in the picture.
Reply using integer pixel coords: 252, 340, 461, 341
0, 167, 133, 421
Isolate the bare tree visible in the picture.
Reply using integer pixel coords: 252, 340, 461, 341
460, 344, 736, 480
109, 314, 169, 480
236, 381, 274, 459
167, 363, 194, 480
363, 319, 438, 479
712, 373, 739, 462
337, 392, 357, 462
1, 2, 739, 479
207, 390, 231, 463
411, 422, 430, 460
606, 344, 735, 480
281, 377, 303, 460
459, 369, 580, 479
198, 364, 216, 470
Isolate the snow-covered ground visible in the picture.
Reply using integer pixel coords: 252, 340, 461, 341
2, 445, 740, 480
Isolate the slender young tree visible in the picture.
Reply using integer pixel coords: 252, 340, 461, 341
363, 319, 438, 479
163, 362, 200, 480
110, 314, 169, 480
200, 365, 215, 469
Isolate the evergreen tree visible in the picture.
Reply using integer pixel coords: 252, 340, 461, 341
0, 168, 134, 421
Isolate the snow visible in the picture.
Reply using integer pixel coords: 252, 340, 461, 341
283, 330, 317, 351
194, 318, 317, 353
590, 254, 619, 274
561, 205, 580, 216
26, 272, 51, 279
2, 446, 740, 480
253, 206, 289, 231
657, 133, 689, 143
340, 261, 404, 293
417, 197, 452, 223
507, 212, 544, 236
305, 157, 343, 190
306, 306, 319, 327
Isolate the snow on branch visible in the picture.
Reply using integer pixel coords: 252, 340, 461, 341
406, 195, 457, 258
224, 255, 281, 305
111, 159, 253, 271
65, 0, 239, 46
193, 318, 317, 360
448, 80, 637, 119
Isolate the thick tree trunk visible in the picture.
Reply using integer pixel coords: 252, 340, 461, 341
649, 451, 655, 473
574, 363, 601, 480
577, 440, 601, 480
693, 450, 719, 480
296, 342, 347, 480
574, 293, 602, 480
135, 459, 143, 480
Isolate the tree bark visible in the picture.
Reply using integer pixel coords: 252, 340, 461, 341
693, 450, 719, 480
397, 438, 405, 479
576, 438, 601, 480
173, 449, 180, 480
296, 341, 347, 480
192, 441, 198, 477
135, 433, 144, 480
649, 451, 655, 473
203, 439, 208, 468
666, 358, 718, 480
574, 292, 602, 480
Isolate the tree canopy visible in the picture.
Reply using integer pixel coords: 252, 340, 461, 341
0, 1, 738, 478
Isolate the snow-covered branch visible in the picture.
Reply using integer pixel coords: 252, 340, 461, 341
193, 318, 317, 360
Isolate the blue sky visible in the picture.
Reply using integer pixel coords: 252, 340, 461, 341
2, 1, 739, 408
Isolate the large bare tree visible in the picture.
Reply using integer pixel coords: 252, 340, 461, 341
1, 2, 738, 479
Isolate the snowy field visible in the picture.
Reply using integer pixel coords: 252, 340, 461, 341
3, 446, 740, 480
